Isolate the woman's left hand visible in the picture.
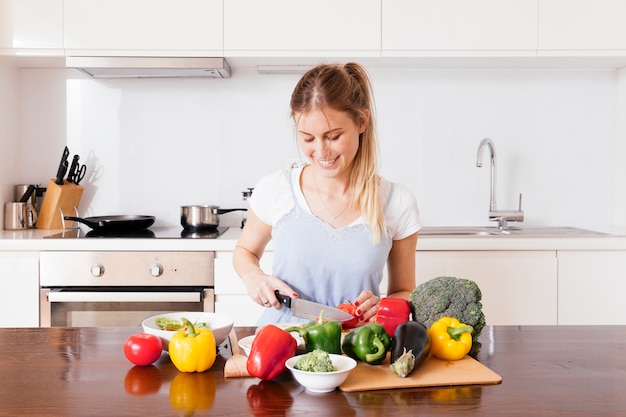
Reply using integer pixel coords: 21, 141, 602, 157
351, 290, 380, 323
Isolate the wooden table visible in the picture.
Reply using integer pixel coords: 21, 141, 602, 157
0, 325, 624, 416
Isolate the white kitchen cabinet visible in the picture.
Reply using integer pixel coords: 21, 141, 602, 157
558, 251, 626, 325
382, 0, 538, 56
0, 0, 63, 53
214, 251, 273, 326
414, 251, 558, 325
64, 0, 223, 56
0, 252, 39, 327
538, 0, 626, 53
224, 0, 381, 57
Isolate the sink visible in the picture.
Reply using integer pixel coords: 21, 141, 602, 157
419, 226, 609, 237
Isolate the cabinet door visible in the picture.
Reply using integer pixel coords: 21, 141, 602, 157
382, 0, 537, 56
64, 0, 223, 56
0, 252, 39, 327
558, 251, 626, 325
415, 251, 557, 325
538, 0, 626, 52
214, 251, 273, 326
0, 0, 63, 52
224, 0, 380, 56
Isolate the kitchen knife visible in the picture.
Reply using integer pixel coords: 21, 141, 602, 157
274, 290, 354, 322
55, 146, 70, 185
67, 155, 80, 183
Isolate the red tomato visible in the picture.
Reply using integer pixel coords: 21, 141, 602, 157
337, 303, 359, 329
124, 333, 162, 366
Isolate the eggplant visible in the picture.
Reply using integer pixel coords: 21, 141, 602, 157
390, 321, 430, 377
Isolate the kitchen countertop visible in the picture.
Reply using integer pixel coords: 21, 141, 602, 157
0, 325, 624, 416
2, 225, 626, 251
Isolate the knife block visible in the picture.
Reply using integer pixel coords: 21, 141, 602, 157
36, 179, 84, 230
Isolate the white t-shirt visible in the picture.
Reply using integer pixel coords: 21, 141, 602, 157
250, 165, 421, 240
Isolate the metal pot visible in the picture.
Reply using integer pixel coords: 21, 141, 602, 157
180, 205, 247, 230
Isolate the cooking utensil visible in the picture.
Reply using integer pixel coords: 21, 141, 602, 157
67, 155, 87, 184
4, 202, 38, 230
180, 205, 246, 230
18, 185, 36, 203
224, 329, 250, 378
274, 290, 354, 322
63, 215, 155, 233
55, 147, 70, 185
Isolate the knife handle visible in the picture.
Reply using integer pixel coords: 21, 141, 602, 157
274, 290, 291, 308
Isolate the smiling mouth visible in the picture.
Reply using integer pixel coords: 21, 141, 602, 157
317, 156, 339, 168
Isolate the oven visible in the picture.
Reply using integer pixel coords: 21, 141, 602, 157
39, 251, 214, 327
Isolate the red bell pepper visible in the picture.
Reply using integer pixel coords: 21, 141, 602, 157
246, 324, 297, 380
337, 302, 359, 329
375, 297, 412, 337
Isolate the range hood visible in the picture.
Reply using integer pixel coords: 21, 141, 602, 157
66, 57, 231, 79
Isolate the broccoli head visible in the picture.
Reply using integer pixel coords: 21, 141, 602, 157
409, 276, 486, 340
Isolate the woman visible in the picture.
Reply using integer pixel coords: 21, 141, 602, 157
233, 62, 420, 326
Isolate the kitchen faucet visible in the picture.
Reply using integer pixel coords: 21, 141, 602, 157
476, 138, 524, 228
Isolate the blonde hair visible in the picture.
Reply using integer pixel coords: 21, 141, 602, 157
290, 62, 383, 242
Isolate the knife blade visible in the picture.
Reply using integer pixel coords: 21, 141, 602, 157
274, 290, 354, 322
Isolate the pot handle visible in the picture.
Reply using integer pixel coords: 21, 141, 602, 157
213, 208, 247, 215
64, 216, 97, 229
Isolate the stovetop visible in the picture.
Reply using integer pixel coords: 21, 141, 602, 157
44, 226, 229, 239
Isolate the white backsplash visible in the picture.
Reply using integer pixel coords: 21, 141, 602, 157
12, 66, 619, 230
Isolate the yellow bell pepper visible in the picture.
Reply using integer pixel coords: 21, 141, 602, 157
427, 317, 473, 361
168, 318, 216, 372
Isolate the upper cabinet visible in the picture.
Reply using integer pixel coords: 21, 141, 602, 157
382, 0, 538, 56
0, 0, 63, 54
64, 0, 223, 56
538, 0, 626, 53
223, 0, 381, 57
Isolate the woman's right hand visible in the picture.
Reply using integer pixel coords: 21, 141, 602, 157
242, 271, 297, 309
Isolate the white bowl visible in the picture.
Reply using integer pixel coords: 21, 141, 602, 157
239, 326, 306, 356
142, 312, 234, 351
285, 354, 357, 393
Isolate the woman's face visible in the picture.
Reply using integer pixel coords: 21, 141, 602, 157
295, 107, 366, 178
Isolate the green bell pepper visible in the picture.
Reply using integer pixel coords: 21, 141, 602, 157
341, 323, 392, 365
286, 311, 342, 355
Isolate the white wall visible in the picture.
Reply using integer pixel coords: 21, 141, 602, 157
16, 66, 620, 231
0, 58, 18, 209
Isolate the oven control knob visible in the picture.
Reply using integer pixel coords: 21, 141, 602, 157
90, 264, 105, 277
149, 263, 164, 277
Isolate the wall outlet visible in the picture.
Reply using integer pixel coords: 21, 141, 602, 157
284, 157, 301, 171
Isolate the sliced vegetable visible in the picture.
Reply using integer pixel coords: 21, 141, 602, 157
341, 322, 391, 365
337, 302, 359, 329
375, 297, 412, 338
390, 321, 430, 377
246, 324, 297, 380
428, 316, 473, 361
168, 318, 217, 372
285, 311, 342, 354
155, 317, 207, 331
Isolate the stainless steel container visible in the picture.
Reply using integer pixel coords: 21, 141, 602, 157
4, 202, 38, 230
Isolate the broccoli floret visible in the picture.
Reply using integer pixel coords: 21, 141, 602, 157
409, 276, 486, 341
294, 349, 336, 372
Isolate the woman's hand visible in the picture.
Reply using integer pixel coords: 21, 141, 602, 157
351, 290, 380, 323
242, 271, 297, 309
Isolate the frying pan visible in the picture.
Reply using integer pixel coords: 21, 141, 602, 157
64, 215, 155, 233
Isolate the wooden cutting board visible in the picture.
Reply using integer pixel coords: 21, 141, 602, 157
339, 354, 502, 392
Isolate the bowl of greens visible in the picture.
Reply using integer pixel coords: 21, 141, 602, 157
142, 312, 233, 351
285, 350, 357, 393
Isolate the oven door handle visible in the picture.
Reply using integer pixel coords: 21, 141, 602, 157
46, 290, 201, 303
